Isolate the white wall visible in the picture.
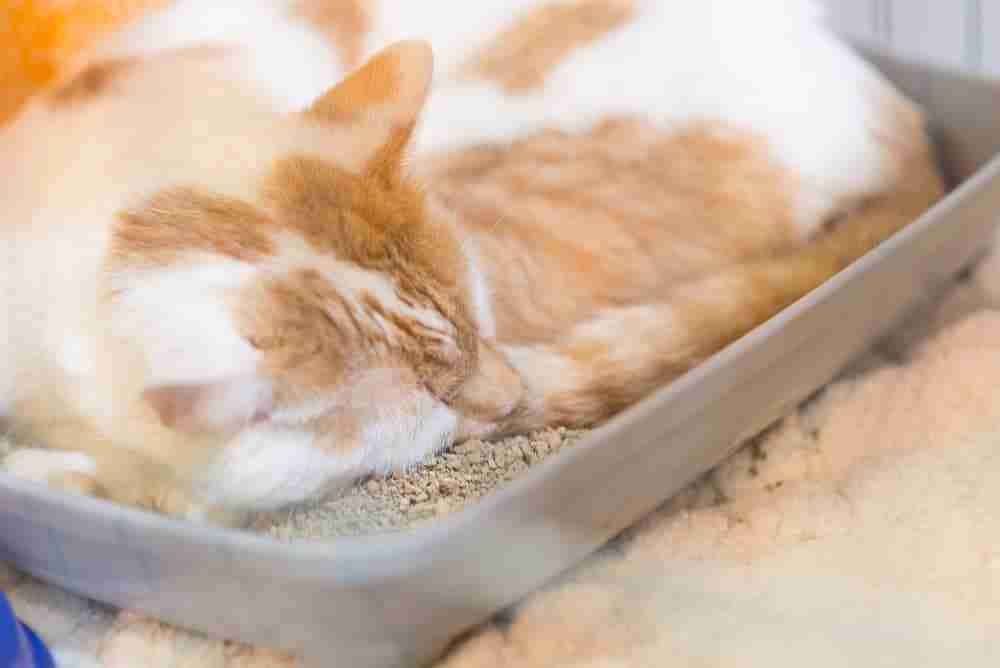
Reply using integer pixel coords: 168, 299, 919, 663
825, 0, 998, 74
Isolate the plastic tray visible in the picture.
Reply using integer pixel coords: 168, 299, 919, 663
3, 44, 1000, 668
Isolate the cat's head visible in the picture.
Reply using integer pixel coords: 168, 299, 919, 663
104, 41, 523, 510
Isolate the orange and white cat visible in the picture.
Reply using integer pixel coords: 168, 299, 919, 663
0, 0, 943, 522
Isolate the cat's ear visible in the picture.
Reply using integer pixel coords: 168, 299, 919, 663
143, 375, 273, 437
308, 39, 433, 128
306, 39, 433, 180
451, 339, 524, 423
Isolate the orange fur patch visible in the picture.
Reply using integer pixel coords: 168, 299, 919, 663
499, 133, 946, 433
240, 268, 353, 400
306, 39, 433, 145
112, 187, 277, 269
307, 44, 404, 122
257, 154, 478, 402
108, 155, 484, 415
262, 155, 425, 263
450, 338, 524, 422
463, 0, 636, 93
47, 56, 136, 106
431, 119, 799, 344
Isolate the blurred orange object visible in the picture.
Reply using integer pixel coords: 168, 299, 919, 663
0, 0, 165, 123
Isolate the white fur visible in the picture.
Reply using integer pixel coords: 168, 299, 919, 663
89, 0, 906, 235
110, 260, 260, 387
4, 449, 97, 483
95, 0, 345, 111
198, 427, 352, 509
201, 386, 458, 509
442, 198, 497, 338
359, 392, 459, 473
52, 648, 103, 668
374, 0, 901, 234
313, 260, 456, 348
0, 39, 323, 431
364, 0, 549, 76
464, 236, 497, 339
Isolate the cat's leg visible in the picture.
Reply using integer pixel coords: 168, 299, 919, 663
489, 301, 702, 435
3, 439, 245, 526
3, 448, 103, 497
3, 418, 122, 503
480, 160, 941, 437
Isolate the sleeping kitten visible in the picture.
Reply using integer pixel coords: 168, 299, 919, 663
0, 0, 944, 523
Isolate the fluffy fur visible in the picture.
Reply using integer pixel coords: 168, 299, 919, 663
0, 0, 944, 522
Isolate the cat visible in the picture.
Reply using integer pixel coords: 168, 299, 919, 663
0, 0, 944, 524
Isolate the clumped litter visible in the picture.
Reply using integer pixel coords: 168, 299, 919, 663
252, 427, 588, 540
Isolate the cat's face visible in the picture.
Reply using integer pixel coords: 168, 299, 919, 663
103, 41, 523, 510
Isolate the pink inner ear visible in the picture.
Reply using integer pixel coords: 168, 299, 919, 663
143, 384, 202, 431
143, 376, 273, 435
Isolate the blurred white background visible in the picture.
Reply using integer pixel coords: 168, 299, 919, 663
826, 0, 998, 73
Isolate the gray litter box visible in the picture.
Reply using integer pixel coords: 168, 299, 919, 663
3, 43, 1000, 668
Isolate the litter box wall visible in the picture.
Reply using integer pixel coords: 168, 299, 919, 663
826, 0, 999, 74
2, 46, 1000, 668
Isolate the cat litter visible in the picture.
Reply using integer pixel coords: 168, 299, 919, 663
253, 428, 588, 539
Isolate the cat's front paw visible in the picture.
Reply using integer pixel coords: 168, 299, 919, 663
455, 416, 501, 442
2, 448, 104, 497
157, 492, 249, 528
130, 483, 246, 528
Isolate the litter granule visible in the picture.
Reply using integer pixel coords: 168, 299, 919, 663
252, 427, 588, 540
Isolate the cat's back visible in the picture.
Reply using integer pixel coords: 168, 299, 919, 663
2, 48, 275, 228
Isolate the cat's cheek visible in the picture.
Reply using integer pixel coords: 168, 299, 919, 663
195, 427, 363, 511
193, 393, 461, 511
356, 398, 460, 475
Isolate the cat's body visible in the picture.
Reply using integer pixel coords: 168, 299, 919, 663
1, 0, 944, 521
